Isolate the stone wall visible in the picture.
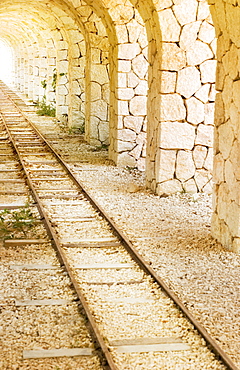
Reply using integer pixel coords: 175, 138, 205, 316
209, 0, 240, 253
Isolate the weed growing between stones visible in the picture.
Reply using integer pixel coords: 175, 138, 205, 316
36, 96, 56, 117
0, 203, 37, 239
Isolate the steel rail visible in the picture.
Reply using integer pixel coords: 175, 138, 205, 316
0, 83, 238, 370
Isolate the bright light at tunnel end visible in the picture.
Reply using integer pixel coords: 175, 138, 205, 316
0, 40, 14, 84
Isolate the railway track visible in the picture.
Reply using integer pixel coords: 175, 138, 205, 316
0, 81, 238, 370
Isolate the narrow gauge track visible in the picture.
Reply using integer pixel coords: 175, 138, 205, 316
0, 81, 238, 370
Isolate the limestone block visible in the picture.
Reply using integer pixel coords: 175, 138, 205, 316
226, 3, 240, 49
69, 30, 84, 43
124, 116, 143, 133
118, 128, 136, 142
153, 0, 173, 11
187, 41, 213, 66
91, 65, 109, 85
213, 152, 224, 184
232, 80, 240, 111
183, 178, 198, 194
58, 61, 68, 74
161, 43, 186, 71
214, 93, 225, 127
118, 60, 131, 73
195, 169, 211, 191
135, 80, 148, 95
157, 179, 182, 195
197, 1, 211, 20
176, 150, 195, 181
218, 123, 234, 160
118, 100, 129, 115
172, 0, 198, 26
128, 72, 139, 88
72, 80, 81, 95
196, 124, 214, 146
127, 19, 142, 43
136, 132, 146, 146
132, 54, 148, 79
194, 84, 210, 103
118, 43, 141, 60
215, 62, 225, 91
158, 8, 181, 42
129, 96, 147, 116
202, 179, 213, 194
160, 71, 176, 93
138, 29, 148, 49
160, 121, 195, 150
193, 145, 208, 168
222, 43, 238, 81
227, 200, 240, 237
58, 85, 68, 95
232, 238, 240, 253
186, 97, 205, 125
157, 149, 176, 182
160, 94, 186, 121
117, 152, 137, 167
109, 5, 134, 23
204, 103, 215, 126
209, 84, 216, 102
115, 25, 128, 43
137, 157, 145, 171
204, 148, 213, 171
91, 100, 108, 120
130, 144, 143, 159
200, 60, 217, 83
176, 67, 201, 98
58, 49, 68, 60
91, 82, 101, 101
179, 21, 201, 51
91, 49, 101, 63
117, 88, 134, 100
118, 73, 127, 88
198, 21, 216, 44
118, 141, 135, 152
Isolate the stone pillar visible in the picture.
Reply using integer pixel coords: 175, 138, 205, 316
210, 0, 240, 253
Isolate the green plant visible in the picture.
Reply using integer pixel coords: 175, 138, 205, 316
36, 96, 56, 117
41, 79, 47, 90
0, 204, 37, 240
52, 69, 57, 92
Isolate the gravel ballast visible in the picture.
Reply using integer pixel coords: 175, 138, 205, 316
22, 107, 240, 369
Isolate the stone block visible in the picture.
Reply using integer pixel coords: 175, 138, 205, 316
129, 96, 147, 116
91, 100, 108, 120
157, 149, 177, 182
196, 124, 214, 147
173, 0, 198, 26
186, 97, 205, 125
200, 60, 217, 83
193, 145, 208, 168
135, 80, 148, 95
118, 43, 141, 60
124, 116, 143, 133
132, 54, 148, 79
160, 121, 195, 150
118, 73, 127, 88
160, 71, 177, 93
213, 153, 224, 184
176, 67, 201, 98
161, 43, 186, 71
160, 94, 186, 121
198, 21, 216, 44
118, 100, 129, 115
158, 8, 181, 42
117, 152, 137, 167
204, 148, 213, 171
194, 84, 210, 103
115, 25, 128, 43
204, 103, 215, 125
197, 1, 211, 21
218, 122, 234, 160
187, 41, 213, 66
179, 21, 201, 51
118, 128, 136, 142
195, 169, 212, 191
118, 60, 131, 73
118, 141, 135, 152
117, 88, 134, 100
127, 72, 139, 88
183, 178, 198, 194
127, 19, 142, 43
157, 179, 182, 195
91, 65, 109, 85
176, 150, 195, 181
232, 80, 240, 111
91, 82, 101, 101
